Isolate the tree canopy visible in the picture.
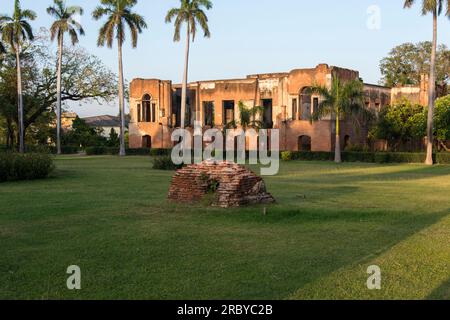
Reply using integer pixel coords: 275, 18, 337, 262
380, 42, 450, 87
0, 29, 118, 147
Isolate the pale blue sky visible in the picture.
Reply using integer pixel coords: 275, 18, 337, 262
3, 0, 450, 116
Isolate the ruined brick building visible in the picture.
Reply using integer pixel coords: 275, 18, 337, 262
128, 64, 429, 152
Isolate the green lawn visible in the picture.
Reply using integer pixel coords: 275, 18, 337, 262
0, 156, 449, 300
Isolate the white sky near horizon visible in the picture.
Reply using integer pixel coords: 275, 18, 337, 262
2, 0, 450, 117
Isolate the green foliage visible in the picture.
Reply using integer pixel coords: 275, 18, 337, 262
238, 101, 265, 129
152, 156, 182, 171
92, 0, 148, 48
63, 117, 107, 148
380, 42, 450, 87
281, 151, 293, 161
280, 151, 450, 164
373, 96, 450, 150
0, 29, 118, 149
372, 99, 426, 149
165, 0, 213, 42
434, 95, 450, 142
107, 128, 120, 147
0, 152, 54, 182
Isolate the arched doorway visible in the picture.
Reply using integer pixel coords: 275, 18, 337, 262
298, 135, 312, 151
142, 135, 152, 149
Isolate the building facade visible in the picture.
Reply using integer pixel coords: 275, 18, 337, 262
128, 64, 427, 152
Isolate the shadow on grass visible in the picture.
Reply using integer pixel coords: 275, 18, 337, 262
428, 277, 450, 300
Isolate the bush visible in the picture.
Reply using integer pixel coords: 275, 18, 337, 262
0, 153, 54, 182
152, 156, 183, 171
150, 148, 172, 156
281, 151, 293, 161
342, 152, 375, 163
281, 151, 450, 164
437, 153, 450, 164
60, 146, 80, 155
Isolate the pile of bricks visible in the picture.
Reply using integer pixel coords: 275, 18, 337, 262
168, 160, 275, 208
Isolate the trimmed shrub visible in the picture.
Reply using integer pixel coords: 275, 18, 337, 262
0, 153, 54, 182
281, 151, 293, 161
436, 153, 450, 164
150, 148, 172, 156
60, 146, 80, 155
342, 152, 375, 163
127, 148, 151, 156
152, 156, 183, 171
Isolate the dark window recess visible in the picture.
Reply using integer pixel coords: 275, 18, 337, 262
262, 99, 273, 129
137, 104, 141, 122
312, 98, 319, 115
203, 101, 215, 126
151, 103, 156, 123
292, 98, 298, 120
223, 101, 235, 125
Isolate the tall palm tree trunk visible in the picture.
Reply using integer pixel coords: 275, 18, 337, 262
117, 41, 126, 156
56, 34, 63, 155
425, 10, 438, 165
180, 23, 190, 129
335, 113, 342, 163
15, 44, 24, 153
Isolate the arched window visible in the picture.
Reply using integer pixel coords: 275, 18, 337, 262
298, 135, 312, 151
142, 94, 152, 123
142, 135, 152, 148
300, 88, 312, 120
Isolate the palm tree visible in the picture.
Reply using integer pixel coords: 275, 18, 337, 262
0, 0, 36, 153
404, 0, 450, 165
93, 0, 147, 156
237, 101, 264, 130
47, 0, 85, 155
166, 0, 212, 129
309, 76, 369, 163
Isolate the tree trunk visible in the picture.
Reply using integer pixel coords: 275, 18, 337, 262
425, 11, 438, 165
15, 44, 24, 153
118, 41, 126, 157
56, 34, 63, 155
180, 22, 190, 129
335, 113, 342, 163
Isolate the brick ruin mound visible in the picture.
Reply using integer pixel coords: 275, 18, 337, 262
168, 161, 276, 208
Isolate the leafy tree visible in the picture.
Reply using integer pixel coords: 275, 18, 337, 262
62, 116, 106, 148
380, 42, 450, 87
0, 30, 118, 148
0, 0, 37, 153
108, 128, 120, 147
434, 95, 450, 150
166, 0, 212, 129
372, 99, 426, 150
93, 0, 147, 156
47, 0, 85, 155
309, 76, 370, 163
404, 0, 450, 165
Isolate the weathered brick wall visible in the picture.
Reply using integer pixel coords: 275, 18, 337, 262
168, 161, 275, 208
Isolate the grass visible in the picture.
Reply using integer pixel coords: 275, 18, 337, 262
0, 156, 449, 300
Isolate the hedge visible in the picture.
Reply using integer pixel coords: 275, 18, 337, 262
0, 152, 54, 182
152, 156, 183, 171
281, 151, 450, 164
84, 147, 172, 156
